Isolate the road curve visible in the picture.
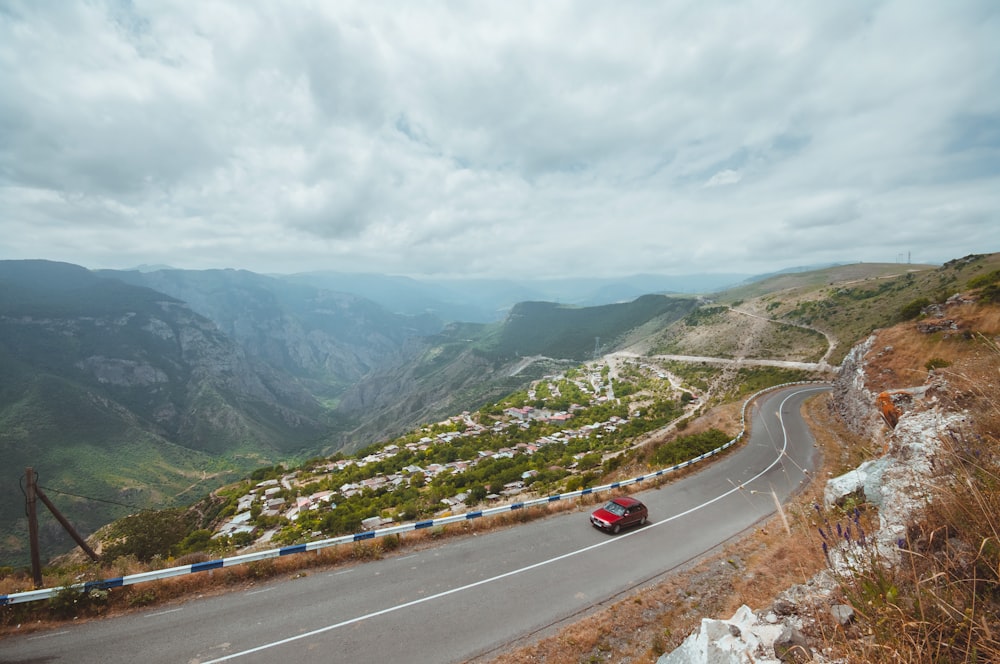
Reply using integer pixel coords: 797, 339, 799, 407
0, 384, 829, 664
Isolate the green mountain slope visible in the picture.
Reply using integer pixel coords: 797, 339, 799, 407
0, 261, 335, 565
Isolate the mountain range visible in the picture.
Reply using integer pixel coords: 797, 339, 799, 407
0, 260, 703, 566
6, 253, 990, 567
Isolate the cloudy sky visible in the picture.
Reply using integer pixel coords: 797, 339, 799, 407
1, 1, 998, 279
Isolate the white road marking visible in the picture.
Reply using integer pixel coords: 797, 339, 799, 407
28, 630, 70, 640
145, 608, 184, 618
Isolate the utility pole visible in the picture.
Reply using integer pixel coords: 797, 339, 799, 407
26, 468, 42, 588
25, 467, 100, 588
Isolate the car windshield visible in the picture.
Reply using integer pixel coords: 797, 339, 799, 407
603, 501, 627, 516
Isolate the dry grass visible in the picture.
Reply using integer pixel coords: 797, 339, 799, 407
824, 331, 1000, 663
863, 303, 1000, 394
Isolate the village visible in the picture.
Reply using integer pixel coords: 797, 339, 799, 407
212, 361, 687, 547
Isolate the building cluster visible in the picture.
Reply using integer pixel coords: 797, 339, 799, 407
210, 366, 685, 546
214, 393, 629, 544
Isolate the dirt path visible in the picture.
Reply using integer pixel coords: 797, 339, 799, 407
728, 306, 838, 367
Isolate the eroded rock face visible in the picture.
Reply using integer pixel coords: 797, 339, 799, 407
829, 335, 879, 436
824, 386, 964, 570
660, 335, 970, 664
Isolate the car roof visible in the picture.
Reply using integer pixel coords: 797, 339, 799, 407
610, 496, 643, 507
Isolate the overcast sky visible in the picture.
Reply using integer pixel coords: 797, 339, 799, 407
1, 1, 998, 279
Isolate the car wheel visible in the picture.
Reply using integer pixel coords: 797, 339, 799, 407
639, 515, 646, 525
612, 523, 621, 534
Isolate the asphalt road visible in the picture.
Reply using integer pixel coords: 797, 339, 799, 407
0, 384, 829, 664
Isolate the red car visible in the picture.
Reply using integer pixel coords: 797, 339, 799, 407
590, 496, 648, 533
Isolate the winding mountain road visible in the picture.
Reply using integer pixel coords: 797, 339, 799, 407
0, 384, 829, 664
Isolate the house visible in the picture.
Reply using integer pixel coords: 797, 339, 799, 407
362, 476, 387, 490
361, 515, 392, 530
504, 406, 534, 421
309, 490, 335, 505
214, 510, 256, 538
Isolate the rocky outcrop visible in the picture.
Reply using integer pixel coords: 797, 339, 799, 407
660, 570, 841, 664
828, 334, 879, 436
659, 339, 969, 664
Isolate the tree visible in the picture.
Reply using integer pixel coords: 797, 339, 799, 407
102, 508, 194, 562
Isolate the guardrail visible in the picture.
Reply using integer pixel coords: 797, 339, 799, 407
1, 381, 829, 606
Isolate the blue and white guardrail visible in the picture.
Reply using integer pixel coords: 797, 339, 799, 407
1, 380, 829, 606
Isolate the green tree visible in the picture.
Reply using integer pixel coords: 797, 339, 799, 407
102, 508, 194, 562
177, 529, 214, 556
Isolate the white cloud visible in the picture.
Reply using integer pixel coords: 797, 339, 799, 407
1, 0, 998, 278
704, 170, 742, 188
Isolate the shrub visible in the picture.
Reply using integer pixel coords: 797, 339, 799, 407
924, 357, 951, 371
899, 297, 931, 321
101, 508, 195, 562
650, 429, 731, 467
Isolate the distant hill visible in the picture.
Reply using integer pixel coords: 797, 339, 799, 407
283, 271, 747, 322
659, 255, 998, 366
102, 268, 444, 400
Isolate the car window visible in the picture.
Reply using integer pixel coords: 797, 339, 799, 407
604, 501, 626, 516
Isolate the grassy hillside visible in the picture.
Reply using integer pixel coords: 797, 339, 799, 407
0, 262, 335, 566
0, 373, 253, 567
653, 255, 1000, 366
491, 294, 698, 361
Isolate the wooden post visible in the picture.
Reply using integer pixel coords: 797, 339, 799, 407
25, 468, 43, 588
24, 467, 100, 588
34, 486, 99, 562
